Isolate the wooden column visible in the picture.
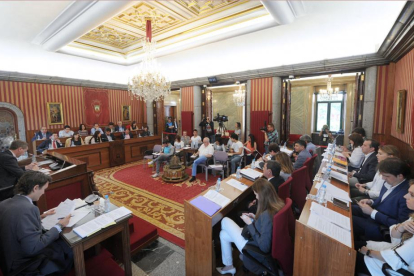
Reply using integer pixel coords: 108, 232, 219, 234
353, 73, 365, 129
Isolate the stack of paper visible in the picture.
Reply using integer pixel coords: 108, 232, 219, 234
203, 190, 231, 208
330, 170, 348, 183
226, 179, 248, 192
333, 157, 347, 166
307, 202, 352, 248
240, 168, 263, 181
315, 181, 351, 203
332, 165, 348, 174
73, 207, 131, 238
42, 199, 76, 230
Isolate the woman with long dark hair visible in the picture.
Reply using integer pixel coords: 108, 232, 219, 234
78, 124, 88, 136
216, 178, 285, 275
244, 134, 257, 165
90, 131, 102, 144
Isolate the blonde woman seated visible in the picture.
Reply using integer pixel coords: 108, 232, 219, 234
356, 180, 414, 275
274, 152, 294, 181
351, 145, 399, 200
216, 178, 285, 275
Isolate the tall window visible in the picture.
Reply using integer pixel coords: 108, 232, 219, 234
315, 93, 344, 132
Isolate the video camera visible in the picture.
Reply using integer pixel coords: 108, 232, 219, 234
213, 113, 228, 122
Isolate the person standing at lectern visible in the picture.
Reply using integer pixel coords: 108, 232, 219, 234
0, 140, 38, 201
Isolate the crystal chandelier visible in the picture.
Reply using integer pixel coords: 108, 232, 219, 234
319, 74, 339, 100
128, 19, 171, 102
233, 82, 245, 106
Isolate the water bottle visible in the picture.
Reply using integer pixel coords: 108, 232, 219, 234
251, 158, 255, 169
32, 154, 36, 163
323, 168, 331, 182
104, 195, 110, 213
316, 184, 327, 205
236, 166, 241, 179
216, 178, 221, 192
283, 142, 287, 149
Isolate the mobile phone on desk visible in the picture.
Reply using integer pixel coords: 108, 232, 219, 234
333, 198, 349, 211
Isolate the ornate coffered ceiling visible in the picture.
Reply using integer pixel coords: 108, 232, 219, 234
70, 0, 263, 54
33, 1, 306, 65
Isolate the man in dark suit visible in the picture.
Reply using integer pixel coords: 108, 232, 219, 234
141, 126, 151, 137
293, 140, 311, 170
121, 128, 134, 139
352, 158, 411, 241
247, 161, 285, 213
349, 139, 379, 186
31, 126, 52, 142
0, 171, 72, 275
115, 121, 125, 132
101, 128, 115, 142
0, 140, 38, 201
37, 133, 63, 153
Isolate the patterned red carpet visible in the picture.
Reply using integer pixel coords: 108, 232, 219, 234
94, 160, 219, 247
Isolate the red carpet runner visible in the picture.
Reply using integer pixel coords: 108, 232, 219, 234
94, 160, 219, 248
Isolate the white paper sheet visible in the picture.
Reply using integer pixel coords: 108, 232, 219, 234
307, 212, 352, 248
66, 209, 91, 228
332, 165, 348, 173
330, 170, 349, 183
280, 148, 293, 156
240, 168, 263, 179
310, 202, 351, 230
226, 179, 248, 192
203, 190, 231, 208
105, 206, 132, 221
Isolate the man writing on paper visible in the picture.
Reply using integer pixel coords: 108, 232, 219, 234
0, 171, 73, 275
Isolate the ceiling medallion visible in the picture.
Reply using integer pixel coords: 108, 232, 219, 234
128, 19, 171, 102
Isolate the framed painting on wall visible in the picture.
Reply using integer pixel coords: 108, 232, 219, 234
122, 105, 131, 122
47, 102, 64, 125
396, 90, 407, 134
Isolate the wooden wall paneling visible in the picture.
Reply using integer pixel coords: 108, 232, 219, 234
353, 73, 365, 129
201, 88, 207, 119
286, 80, 291, 142
109, 140, 125, 167
156, 100, 164, 135
281, 80, 287, 142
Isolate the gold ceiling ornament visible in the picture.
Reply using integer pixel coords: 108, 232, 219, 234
319, 75, 340, 100
178, 0, 238, 15
84, 26, 140, 49
128, 19, 171, 102
233, 81, 245, 106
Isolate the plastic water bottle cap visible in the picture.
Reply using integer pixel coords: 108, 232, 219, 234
321, 184, 327, 188
218, 178, 221, 181
105, 195, 109, 199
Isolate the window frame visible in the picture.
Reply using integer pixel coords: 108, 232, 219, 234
314, 92, 345, 132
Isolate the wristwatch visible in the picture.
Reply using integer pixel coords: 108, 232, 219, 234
364, 189, 369, 196
56, 223, 64, 230
366, 250, 372, 258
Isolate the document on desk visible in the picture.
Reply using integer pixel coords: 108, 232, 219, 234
73, 215, 115, 238
240, 168, 263, 181
105, 206, 132, 221
280, 148, 293, 156
315, 182, 351, 202
66, 208, 91, 228
307, 212, 352, 248
37, 160, 54, 166
331, 165, 347, 173
203, 190, 231, 208
41, 199, 76, 230
190, 196, 221, 216
330, 170, 349, 183
310, 202, 351, 231
226, 179, 248, 192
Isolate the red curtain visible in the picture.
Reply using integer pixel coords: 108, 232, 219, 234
251, 111, 271, 154
181, 111, 193, 135
84, 88, 110, 126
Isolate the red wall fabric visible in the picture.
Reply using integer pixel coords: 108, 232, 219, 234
181, 87, 194, 112
0, 80, 146, 130
84, 88, 110, 126
181, 111, 193, 135
250, 111, 271, 154
251, 77, 273, 112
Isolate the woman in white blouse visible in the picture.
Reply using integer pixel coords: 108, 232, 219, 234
343, 133, 365, 171
174, 135, 184, 150
356, 180, 414, 275
351, 145, 400, 199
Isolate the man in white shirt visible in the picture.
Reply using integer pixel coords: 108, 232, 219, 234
229, 133, 244, 174
181, 131, 190, 146
190, 129, 202, 149
189, 138, 214, 182
58, 125, 74, 138
90, 123, 104, 135
352, 158, 411, 241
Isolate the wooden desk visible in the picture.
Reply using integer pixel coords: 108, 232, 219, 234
46, 136, 161, 171
184, 173, 256, 275
293, 160, 356, 276
61, 204, 132, 276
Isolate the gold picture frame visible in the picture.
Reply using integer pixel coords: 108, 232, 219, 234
122, 105, 131, 122
396, 90, 407, 134
47, 102, 64, 125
